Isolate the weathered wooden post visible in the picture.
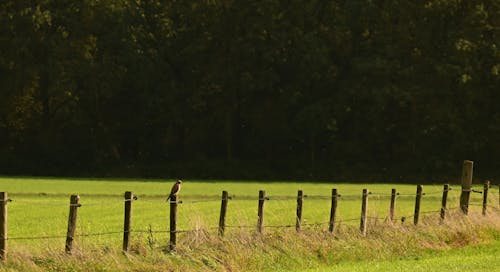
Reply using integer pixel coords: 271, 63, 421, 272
329, 189, 338, 233
257, 190, 266, 233
65, 195, 80, 254
123, 191, 133, 253
360, 189, 368, 236
169, 194, 178, 252
296, 190, 303, 232
389, 188, 396, 222
0, 192, 8, 260
483, 181, 490, 216
414, 185, 423, 225
460, 160, 474, 215
218, 191, 229, 237
440, 184, 449, 221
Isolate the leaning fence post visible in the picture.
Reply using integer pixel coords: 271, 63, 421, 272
296, 190, 303, 232
257, 190, 266, 233
218, 191, 229, 237
389, 188, 396, 222
414, 185, 423, 225
65, 195, 80, 254
169, 194, 178, 252
460, 160, 474, 215
0, 192, 8, 260
441, 184, 449, 221
360, 189, 368, 236
329, 189, 338, 233
483, 181, 490, 216
123, 191, 134, 253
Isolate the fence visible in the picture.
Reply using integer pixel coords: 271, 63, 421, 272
0, 161, 499, 260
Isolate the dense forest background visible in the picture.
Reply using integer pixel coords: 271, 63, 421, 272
0, 1, 499, 181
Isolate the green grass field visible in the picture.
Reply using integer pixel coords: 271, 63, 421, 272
312, 240, 500, 272
0, 177, 498, 271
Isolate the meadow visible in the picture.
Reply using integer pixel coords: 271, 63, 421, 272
0, 177, 498, 271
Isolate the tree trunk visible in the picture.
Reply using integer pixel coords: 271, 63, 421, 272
225, 110, 233, 161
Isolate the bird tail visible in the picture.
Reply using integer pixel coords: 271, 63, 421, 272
166, 195, 171, 201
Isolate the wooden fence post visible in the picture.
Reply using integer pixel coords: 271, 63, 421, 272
483, 181, 490, 216
65, 195, 80, 254
296, 190, 303, 232
123, 191, 133, 253
389, 188, 396, 222
169, 194, 178, 252
460, 160, 474, 215
440, 184, 449, 221
0, 192, 8, 260
360, 189, 368, 236
257, 190, 266, 233
414, 185, 423, 225
218, 191, 229, 237
329, 189, 338, 233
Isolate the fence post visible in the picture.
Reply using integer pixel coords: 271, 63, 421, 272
257, 190, 266, 233
414, 185, 423, 225
218, 191, 229, 237
296, 190, 303, 232
483, 181, 490, 216
440, 184, 449, 221
0, 192, 8, 260
123, 191, 133, 253
329, 189, 338, 233
460, 160, 474, 215
169, 194, 178, 252
389, 188, 396, 222
65, 195, 80, 254
360, 189, 368, 236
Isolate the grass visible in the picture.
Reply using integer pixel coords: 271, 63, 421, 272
321, 239, 500, 272
0, 177, 499, 271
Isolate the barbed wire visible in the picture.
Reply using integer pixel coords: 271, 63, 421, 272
302, 221, 330, 226
225, 225, 255, 229
5, 193, 488, 209
184, 199, 222, 204
7, 185, 487, 206
2, 187, 498, 244
8, 234, 67, 240
264, 224, 295, 228
420, 210, 441, 214
6, 197, 227, 206
304, 195, 336, 200
8, 228, 223, 241
7, 198, 128, 207
5, 200, 71, 207
337, 218, 360, 222
8, 231, 124, 241
76, 231, 125, 237
6, 206, 495, 242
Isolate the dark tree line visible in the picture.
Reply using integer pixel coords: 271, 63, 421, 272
0, 1, 499, 180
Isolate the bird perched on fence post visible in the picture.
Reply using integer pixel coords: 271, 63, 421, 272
166, 180, 182, 202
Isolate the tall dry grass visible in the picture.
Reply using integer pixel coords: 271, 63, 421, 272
2, 211, 499, 271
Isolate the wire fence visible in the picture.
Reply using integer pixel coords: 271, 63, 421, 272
3, 184, 498, 243
0, 180, 497, 261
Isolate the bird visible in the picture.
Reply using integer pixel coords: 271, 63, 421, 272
166, 180, 182, 201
